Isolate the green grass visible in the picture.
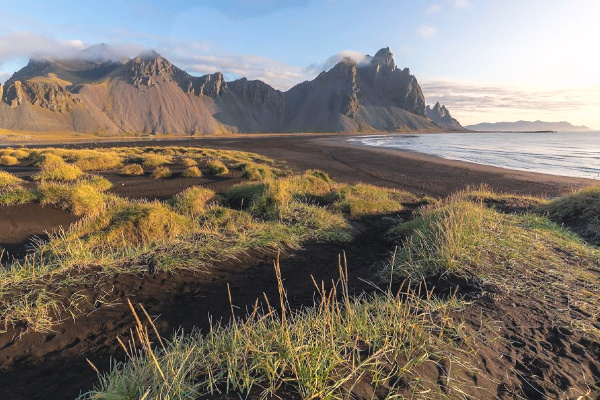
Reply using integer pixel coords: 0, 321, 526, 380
207, 160, 229, 175
326, 183, 417, 217
33, 154, 85, 182
37, 179, 111, 217
120, 163, 145, 176
172, 186, 215, 217
538, 185, 600, 245
0, 170, 23, 188
382, 194, 600, 338
81, 260, 470, 400
241, 161, 274, 180
152, 166, 172, 179
0, 186, 36, 206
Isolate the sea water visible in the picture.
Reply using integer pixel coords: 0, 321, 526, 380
349, 131, 600, 180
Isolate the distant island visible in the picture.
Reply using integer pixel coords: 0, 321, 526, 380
465, 120, 592, 132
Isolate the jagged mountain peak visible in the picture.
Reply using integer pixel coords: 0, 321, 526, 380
426, 102, 464, 130
0, 45, 449, 134
371, 47, 395, 70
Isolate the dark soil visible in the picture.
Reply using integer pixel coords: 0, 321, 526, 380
0, 203, 78, 260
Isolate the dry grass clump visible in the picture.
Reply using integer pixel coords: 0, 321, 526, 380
0, 170, 23, 188
458, 185, 547, 213
10, 149, 30, 160
382, 195, 600, 337
70, 200, 193, 249
241, 162, 273, 180
82, 261, 469, 399
225, 171, 334, 213
143, 154, 171, 168
181, 166, 202, 178
181, 157, 198, 167
74, 152, 123, 171
172, 186, 215, 217
37, 181, 108, 217
538, 186, 600, 245
152, 166, 172, 179
0, 155, 19, 165
207, 159, 229, 175
327, 184, 417, 217
33, 154, 85, 182
120, 163, 145, 176
278, 202, 353, 242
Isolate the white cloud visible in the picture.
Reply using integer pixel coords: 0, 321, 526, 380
420, 78, 600, 129
418, 26, 437, 38
427, 5, 442, 13
0, 32, 86, 62
453, 0, 469, 9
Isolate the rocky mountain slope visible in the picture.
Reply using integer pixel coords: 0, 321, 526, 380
0, 46, 451, 135
426, 101, 465, 130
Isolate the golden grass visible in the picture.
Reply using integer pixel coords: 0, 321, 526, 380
74, 152, 123, 171
0, 170, 23, 188
37, 180, 110, 217
327, 183, 417, 217
152, 166, 172, 179
181, 166, 202, 178
120, 163, 145, 176
143, 154, 172, 168
33, 154, 85, 181
181, 157, 198, 167
0, 155, 19, 166
207, 159, 229, 175
172, 186, 215, 217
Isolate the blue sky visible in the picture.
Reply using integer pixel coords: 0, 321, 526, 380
1, 0, 599, 128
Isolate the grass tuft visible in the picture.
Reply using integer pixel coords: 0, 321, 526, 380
75, 152, 123, 171
0, 170, 23, 188
172, 186, 216, 218
34, 154, 85, 182
143, 154, 171, 168
539, 186, 600, 245
120, 163, 145, 176
152, 166, 172, 179
207, 160, 229, 175
327, 184, 417, 217
181, 158, 198, 167
0, 155, 19, 166
181, 166, 202, 178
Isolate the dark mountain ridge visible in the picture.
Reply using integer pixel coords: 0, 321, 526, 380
0, 46, 457, 134
466, 120, 592, 132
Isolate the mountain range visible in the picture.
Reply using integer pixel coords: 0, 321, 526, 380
465, 120, 592, 132
0, 45, 462, 135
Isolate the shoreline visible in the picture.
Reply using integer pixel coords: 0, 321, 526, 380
2, 133, 596, 197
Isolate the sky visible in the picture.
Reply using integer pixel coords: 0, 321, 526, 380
0, 0, 599, 128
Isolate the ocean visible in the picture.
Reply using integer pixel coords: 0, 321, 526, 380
348, 131, 600, 180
